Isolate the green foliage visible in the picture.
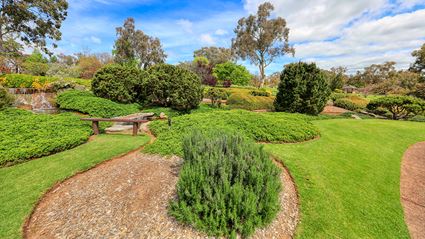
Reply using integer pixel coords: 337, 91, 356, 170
227, 92, 274, 111
57, 90, 141, 118
333, 95, 369, 111
146, 64, 203, 111
205, 88, 228, 107
212, 61, 252, 86
22, 61, 49, 76
367, 95, 425, 120
411, 83, 425, 99
145, 110, 319, 156
0, 74, 91, 89
0, 86, 14, 109
250, 89, 271, 97
274, 62, 331, 115
170, 131, 281, 238
0, 108, 92, 166
92, 64, 147, 103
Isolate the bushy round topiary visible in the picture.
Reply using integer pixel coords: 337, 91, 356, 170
170, 130, 281, 238
274, 62, 331, 115
367, 95, 425, 120
146, 64, 203, 111
91, 64, 148, 103
0, 86, 14, 110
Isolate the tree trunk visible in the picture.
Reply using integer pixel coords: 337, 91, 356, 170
259, 63, 265, 88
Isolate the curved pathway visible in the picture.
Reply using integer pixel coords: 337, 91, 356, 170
24, 127, 299, 238
401, 142, 425, 239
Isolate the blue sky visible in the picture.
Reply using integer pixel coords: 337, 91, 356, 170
52, 0, 425, 74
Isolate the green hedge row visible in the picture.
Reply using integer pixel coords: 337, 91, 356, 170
145, 110, 319, 156
0, 74, 91, 89
0, 109, 92, 166
57, 90, 141, 118
170, 131, 281, 238
227, 93, 274, 111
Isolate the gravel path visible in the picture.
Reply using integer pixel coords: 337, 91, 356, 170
401, 142, 425, 239
24, 149, 299, 239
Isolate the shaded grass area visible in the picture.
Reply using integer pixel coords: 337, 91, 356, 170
0, 134, 150, 239
145, 110, 319, 156
264, 119, 425, 239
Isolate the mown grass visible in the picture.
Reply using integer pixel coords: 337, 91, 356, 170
264, 119, 425, 238
145, 110, 319, 156
0, 134, 150, 239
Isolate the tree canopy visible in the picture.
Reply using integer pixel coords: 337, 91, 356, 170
0, 0, 68, 55
232, 2, 294, 86
193, 47, 233, 66
410, 43, 425, 81
113, 18, 166, 69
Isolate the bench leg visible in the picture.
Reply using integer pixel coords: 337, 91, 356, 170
92, 121, 100, 135
132, 122, 139, 136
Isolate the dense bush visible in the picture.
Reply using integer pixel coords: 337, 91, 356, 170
91, 64, 147, 103
146, 64, 203, 111
274, 62, 331, 115
145, 110, 319, 156
212, 61, 252, 86
205, 87, 228, 107
250, 89, 271, 97
0, 86, 14, 109
0, 109, 92, 166
170, 131, 281, 238
57, 90, 141, 118
411, 83, 425, 99
334, 95, 369, 111
0, 74, 91, 89
334, 98, 359, 111
227, 92, 274, 111
367, 95, 425, 120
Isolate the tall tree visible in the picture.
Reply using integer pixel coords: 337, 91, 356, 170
232, 2, 294, 87
193, 47, 233, 66
113, 18, 166, 69
410, 43, 425, 81
0, 0, 68, 55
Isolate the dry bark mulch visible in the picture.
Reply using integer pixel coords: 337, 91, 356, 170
401, 142, 425, 239
24, 150, 299, 239
321, 105, 349, 115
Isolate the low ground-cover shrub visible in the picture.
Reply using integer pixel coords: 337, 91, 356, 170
367, 95, 425, 120
57, 90, 141, 118
0, 109, 92, 166
0, 74, 91, 89
227, 93, 274, 111
170, 131, 281, 238
145, 110, 319, 156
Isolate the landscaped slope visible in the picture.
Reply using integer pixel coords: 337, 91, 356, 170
145, 110, 320, 156
0, 109, 92, 166
265, 119, 425, 239
0, 134, 150, 239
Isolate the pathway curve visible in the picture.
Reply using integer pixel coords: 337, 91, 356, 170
24, 126, 299, 238
401, 142, 425, 239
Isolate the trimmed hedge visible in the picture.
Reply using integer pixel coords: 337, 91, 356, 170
170, 131, 281, 238
145, 110, 319, 156
0, 109, 92, 166
0, 74, 91, 89
57, 90, 141, 118
227, 93, 274, 111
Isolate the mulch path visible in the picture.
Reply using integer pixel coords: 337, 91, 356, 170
24, 148, 299, 238
401, 142, 425, 239
321, 105, 349, 115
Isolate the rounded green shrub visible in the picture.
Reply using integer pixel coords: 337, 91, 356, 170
0, 86, 14, 109
92, 64, 148, 103
274, 62, 331, 115
227, 92, 274, 111
146, 64, 203, 111
212, 61, 252, 86
367, 95, 425, 120
170, 130, 281, 238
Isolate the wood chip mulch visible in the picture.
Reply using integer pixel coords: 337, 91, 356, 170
24, 150, 299, 239
401, 141, 425, 239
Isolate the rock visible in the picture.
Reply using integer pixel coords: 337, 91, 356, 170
159, 112, 167, 119
351, 114, 362, 120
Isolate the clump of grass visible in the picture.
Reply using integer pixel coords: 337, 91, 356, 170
169, 130, 281, 238
144, 110, 320, 156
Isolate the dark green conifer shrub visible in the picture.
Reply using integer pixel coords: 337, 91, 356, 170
274, 62, 331, 115
169, 130, 281, 238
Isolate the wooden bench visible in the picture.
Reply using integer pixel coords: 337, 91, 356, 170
81, 118, 149, 136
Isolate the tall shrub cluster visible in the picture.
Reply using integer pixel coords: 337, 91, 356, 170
169, 130, 281, 238
91, 64, 203, 111
274, 62, 331, 115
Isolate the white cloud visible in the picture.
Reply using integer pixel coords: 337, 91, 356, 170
90, 36, 102, 44
215, 29, 228, 36
176, 19, 193, 33
200, 33, 216, 45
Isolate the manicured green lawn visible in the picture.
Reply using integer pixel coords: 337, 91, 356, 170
265, 119, 425, 239
0, 134, 150, 239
